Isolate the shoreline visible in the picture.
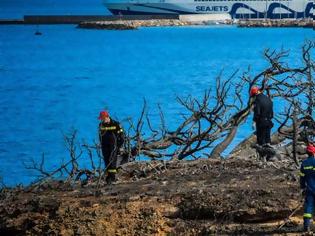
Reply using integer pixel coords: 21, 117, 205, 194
238, 19, 314, 28
0, 15, 313, 29
78, 19, 314, 30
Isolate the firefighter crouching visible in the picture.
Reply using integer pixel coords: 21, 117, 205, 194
300, 143, 315, 232
98, 111, 125, 184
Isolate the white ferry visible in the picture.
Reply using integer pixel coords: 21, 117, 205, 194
103, 0, 313, 19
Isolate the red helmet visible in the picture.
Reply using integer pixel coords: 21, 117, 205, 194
250, 86, 260, 97
307, 144, 315, 155
98, 111, 109, 120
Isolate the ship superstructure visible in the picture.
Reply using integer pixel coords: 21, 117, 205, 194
103, 0, 314, 19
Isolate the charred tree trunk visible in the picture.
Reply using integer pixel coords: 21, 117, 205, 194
210, 126, 238, 158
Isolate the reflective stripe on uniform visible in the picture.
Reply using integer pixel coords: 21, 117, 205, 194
100, 126, 117, 131
300, 172, 305, 177
303, 166, 314, 170
304, 213, 313, 218
117, 128, 123, 133
108, 169, 117, 173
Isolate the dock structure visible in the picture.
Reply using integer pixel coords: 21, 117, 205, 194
0, 15, 178, 25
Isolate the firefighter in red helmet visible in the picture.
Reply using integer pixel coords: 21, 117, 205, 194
300, 143, 315, 232
250, 86, 274, 150
98, 111, 125, 184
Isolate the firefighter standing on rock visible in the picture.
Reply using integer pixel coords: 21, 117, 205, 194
98, 111, 125, 184
250, 86, 276, 161
250, 86, 274, 147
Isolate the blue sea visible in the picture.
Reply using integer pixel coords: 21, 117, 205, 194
0, 0, 109, 18
0, 2, 314, 186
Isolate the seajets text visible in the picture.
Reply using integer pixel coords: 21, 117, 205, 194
196, 6, 228, 12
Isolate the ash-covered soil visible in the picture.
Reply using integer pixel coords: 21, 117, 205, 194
0, 159, 305, 235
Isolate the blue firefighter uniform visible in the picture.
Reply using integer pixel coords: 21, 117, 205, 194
300, 155, 315, 231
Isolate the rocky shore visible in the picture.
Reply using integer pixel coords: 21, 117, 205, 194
0, 158, 305, 235
78, 19, 194, 30
238, 19, 314, 28
78, 18, 314, 30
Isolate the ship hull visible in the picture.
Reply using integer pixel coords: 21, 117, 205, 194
103, 1, 313, 19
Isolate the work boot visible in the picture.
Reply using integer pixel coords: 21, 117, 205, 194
106, 173, 117, 185
304, 226, 311, 232
304, 219, 312, 235
263, 144, 276, 160
303, 229, 313, 236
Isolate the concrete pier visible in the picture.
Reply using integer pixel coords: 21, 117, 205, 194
0, 15, 178, 25
0, 19, 25, 24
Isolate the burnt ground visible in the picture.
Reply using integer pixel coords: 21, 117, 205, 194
0, 158, 307, 235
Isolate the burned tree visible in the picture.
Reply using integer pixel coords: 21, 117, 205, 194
125, 42, 314, 161
23, 43, 314, 187
24, 130, 104, 190
230, 42, 314, 162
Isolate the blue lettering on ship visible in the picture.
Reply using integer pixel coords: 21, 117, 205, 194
196, 6, 229, 12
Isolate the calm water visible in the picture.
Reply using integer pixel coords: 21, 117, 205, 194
0, 0, 109, 18
0, 25, 314, 186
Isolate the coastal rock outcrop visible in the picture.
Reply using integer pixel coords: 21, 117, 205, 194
78, 19, 192, 30
238, 19, 314, 28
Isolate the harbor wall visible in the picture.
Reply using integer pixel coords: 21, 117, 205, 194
23, 15, 179, 24
0, 15, 179, 25
179, 14, 231, 22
